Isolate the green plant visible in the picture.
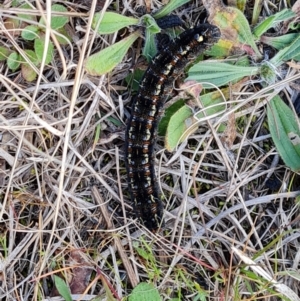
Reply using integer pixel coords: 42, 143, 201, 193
186, 5, 300, 172
1, 2, 69, 81
86, 0, 191, 75
85, 2, 300, 173
133, 237, 162, 280
54, 275, 72, 301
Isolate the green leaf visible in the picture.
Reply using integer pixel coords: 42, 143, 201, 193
92, 12, 138, 34
267, 96, 300, 172
38, 4, 68, 30
261, 33, 299, 50
20, 50, 39, 81
54, 275, 72, 301
0, 46, 11, 61
106, 116, 123, 127
21, 49, 39, 65
195, 89, 227, 120
205, 39, 234, 57
143, 29, 157, 61
21, 63, 37, 82
12, 0, 21, 6
159, 100, 185, 136
55, 26, 71, 45
7, 52, 21, 71
34, 38, 54, 64
50, 4, 69, 30
18, 3, 36, 22
162, 88, 227, 151
153, 0, 190, 19
141, 15, 161, 60
213, 6, 262, 58
187, 61, 259, 89
289, 21, 300, 31
270, 35, 300, 66
253, 9, 296, 38
129, 283, 161, 301
21, 25, 39, 40
165, 105, 194, 151
142, 15, 161, 34
85, 31, 140, 76
135, 247, 150, 260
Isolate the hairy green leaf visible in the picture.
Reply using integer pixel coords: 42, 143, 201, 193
153, 0, 190, 19
38, 4, 68, 30
129, 283, 161, 301
159, 100, 185, 136
50, 4, 68, 30
7, 52, 21, 71
22, 49, 39, 65
143, 29, 157, 61
93, 12, 138, 34
34, 38, 54, 64
0, 46, 11, 61
22, 25, 39, 41
165, 105, 193, 151
54, 276, 72, 301
187, 61, 259, 89
261, 33, 299, 50
85, 31, 140, 75
18, 3, 36, 22
268, 96, 300, 172
21, 63, 37, 82
142, 14, 161, 34
253, 9, 295, 38
213, 6, 262, 58
270, 35, 300, 66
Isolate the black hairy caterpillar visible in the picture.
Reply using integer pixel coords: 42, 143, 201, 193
125, 24, 221, 231
156, 15, 183, 29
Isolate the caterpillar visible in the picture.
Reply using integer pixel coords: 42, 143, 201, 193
125, 24, 221, 231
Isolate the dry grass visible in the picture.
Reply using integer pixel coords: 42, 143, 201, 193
0, 0, 300, 300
